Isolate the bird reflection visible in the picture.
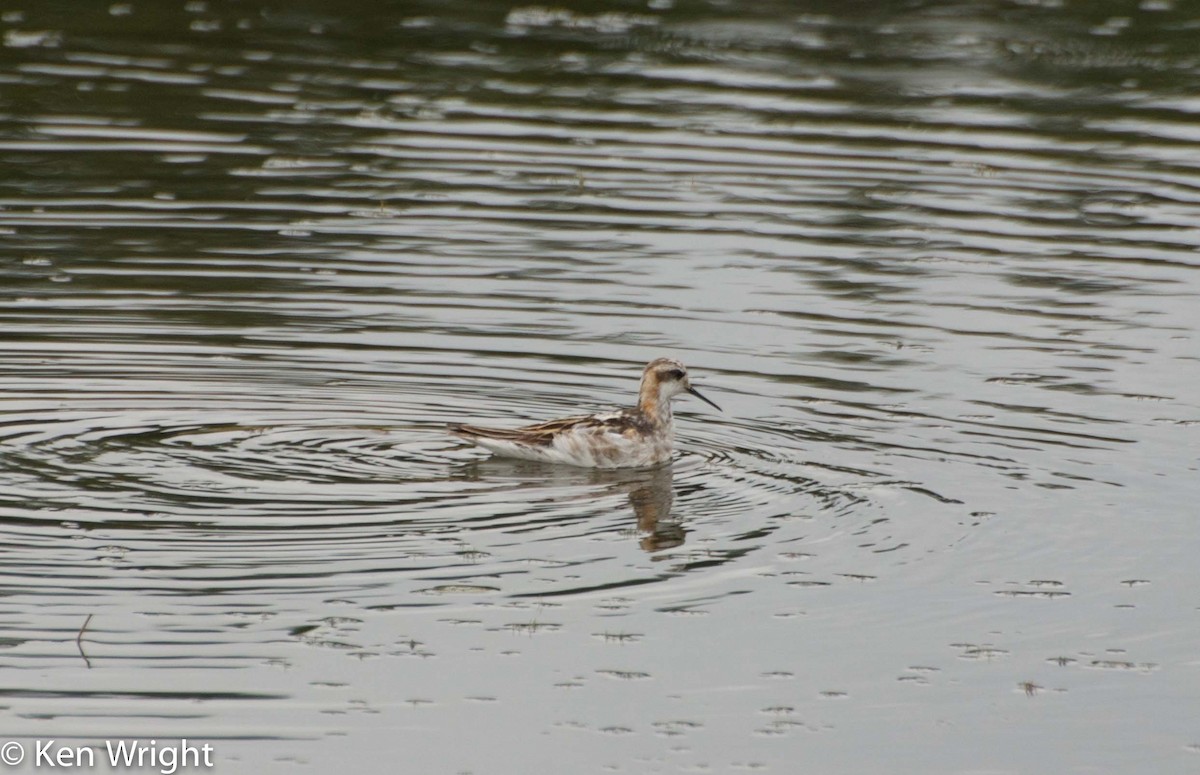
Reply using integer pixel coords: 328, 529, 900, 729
620, 465, 683, 551
451, 459, 685, 551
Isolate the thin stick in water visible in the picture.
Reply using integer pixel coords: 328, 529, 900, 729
76, 613, 94, 669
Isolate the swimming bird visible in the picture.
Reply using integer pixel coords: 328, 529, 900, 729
449, 357, 721, 469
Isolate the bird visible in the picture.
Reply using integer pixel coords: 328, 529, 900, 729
449, 357, 721, 469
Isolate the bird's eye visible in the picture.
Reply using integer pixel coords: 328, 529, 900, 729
666, 368, 685, 380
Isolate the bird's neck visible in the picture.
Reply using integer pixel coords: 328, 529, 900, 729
638, 386, 673, 427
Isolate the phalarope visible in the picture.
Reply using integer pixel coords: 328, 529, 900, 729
450, 357, 721, 469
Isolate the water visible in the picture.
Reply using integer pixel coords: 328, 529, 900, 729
2, 1, 1199, 772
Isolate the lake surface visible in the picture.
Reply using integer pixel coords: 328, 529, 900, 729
2, 1, 1199, 773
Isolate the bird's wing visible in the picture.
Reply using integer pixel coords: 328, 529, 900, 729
450, 411, 643, 447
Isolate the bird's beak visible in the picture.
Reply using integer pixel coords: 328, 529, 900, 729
687, 386, 722, 412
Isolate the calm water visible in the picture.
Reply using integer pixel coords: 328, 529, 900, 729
2, 1, 1199, 773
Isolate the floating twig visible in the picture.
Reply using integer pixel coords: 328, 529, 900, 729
76, 613, 93, 669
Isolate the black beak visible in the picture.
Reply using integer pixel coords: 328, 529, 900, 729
687, 386, 722, 412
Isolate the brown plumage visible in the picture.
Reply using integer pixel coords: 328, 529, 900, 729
452, 412, 652, 447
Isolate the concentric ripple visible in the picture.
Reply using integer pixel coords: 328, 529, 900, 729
0, 353, 891, 604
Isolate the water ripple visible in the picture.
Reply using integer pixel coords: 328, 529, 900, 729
2, 2, 1199, 768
